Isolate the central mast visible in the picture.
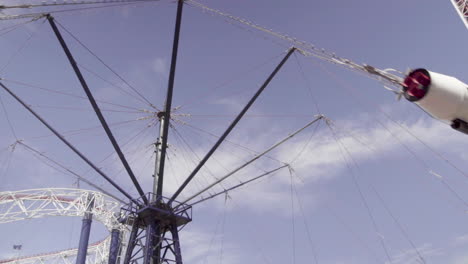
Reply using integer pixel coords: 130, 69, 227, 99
121, 1, 192, 264
153, 0, 185, 199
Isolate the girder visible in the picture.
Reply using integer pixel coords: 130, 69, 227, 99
0, 188, 122, 230
452, 0, 468, 28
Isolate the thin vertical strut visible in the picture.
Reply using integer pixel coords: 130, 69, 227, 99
76, 195, 95, 264
108, 228, 121, 264
170, 47, 296, 203
156, 0, 185, 198
123, 220, 140, 264
170, 225, 183, 264
46, 15, 148, 204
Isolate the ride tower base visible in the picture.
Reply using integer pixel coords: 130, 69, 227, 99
120, 194, 192, 264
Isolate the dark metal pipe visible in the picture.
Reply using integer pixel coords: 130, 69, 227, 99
46, 14, 147, 204
108, 229, 121, 264
76, 195, 95, 264
170, 225, 182, 264
170, 47, 296, 203
122, 220, 140, 264
156, 0, 185, 198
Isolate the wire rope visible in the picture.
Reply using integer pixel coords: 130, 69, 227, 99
0, 19, 46, 74
170, 123, 229, 188
325, 120, 394, 263
171, 121, 268, 190
0, 17, 40, 37
17, 140, 125, 203
180, 116, 323, 206
168, 123, 215, 196
0, 94, 18, 140
188, 165, 287, 207
290, 172, 319, 264
0, 1, 160, 21
313, 61, 468, 181
0, 0, 161, 10
324, 203, 384, 263
289, 167, 297, 264
30, 119, 142, 140
186, 0, 404, 88
173, 120, 285, 165
370, 186, 427, 264
0, 78, 143, 112
53, 19, 158, 110
177, 52, 284, 110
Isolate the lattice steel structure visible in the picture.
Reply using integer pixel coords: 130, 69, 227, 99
0, 188, 125, 264
451, 0, 468, 28
0, 188, 121, 230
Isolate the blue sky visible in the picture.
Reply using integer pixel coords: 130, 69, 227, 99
0, 0, 467, 263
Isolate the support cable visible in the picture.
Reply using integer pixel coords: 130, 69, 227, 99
289, 167, 297, 264
78, 64, 156, 110
171, 121, 256, 188
172, 120, 285, 164
290, 172, 319, 264
315, 62, 468, 180
0, 94, 18, 140
54, 19, 158, 110
0, 1, 160, 20
17, 141, 125, 204
1, 77, 143, 112
325, 204, 384, 263
180, 115, 323, 206
177, 52, 283, 109
0, 80, 136, 203
370, 186, 427, 264
31, 119, 141, 140
324, 119, 394, 263
0, 17, 40, 37
186, 0, 404, 88
47, 15, 147, 204
0, 0, 160, 10
169, 123, 224, 191
170, 47, 296, 203
328, 118, 468, 211
0, 19, 45, 74
188, 165, 288, 207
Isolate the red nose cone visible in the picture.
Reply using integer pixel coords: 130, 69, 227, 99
403, 69, 431, 101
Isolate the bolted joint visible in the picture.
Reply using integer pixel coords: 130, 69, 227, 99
156, 111, 166, 119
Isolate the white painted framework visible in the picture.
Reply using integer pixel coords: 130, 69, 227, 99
451, 0, 468, 29
0, 188, 126, 264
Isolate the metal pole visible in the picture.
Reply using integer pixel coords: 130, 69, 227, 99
76, 195, 95, 264
170, 47, 297, 203
155, 0, 185, 198
152, 113, 165, 200
143, 222, 158, 264
170, 225, 183, 264
47, 14, 147, 204
122, 220, 140, 264
108, 229, 121, 264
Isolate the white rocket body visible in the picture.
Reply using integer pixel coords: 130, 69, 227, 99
403, 69, 468, 134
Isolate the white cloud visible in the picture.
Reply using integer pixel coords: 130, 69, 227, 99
181, 227, 240, 264
454, 234, 468, 245
152, 58, 167, 76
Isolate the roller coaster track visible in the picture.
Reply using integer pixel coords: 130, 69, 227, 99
0, 188, 125, 264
